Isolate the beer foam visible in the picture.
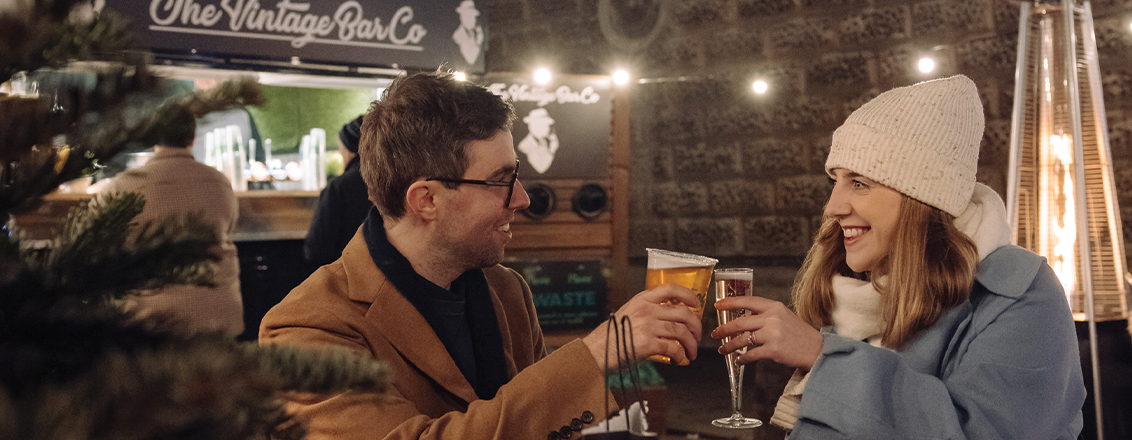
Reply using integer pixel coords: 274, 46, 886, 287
714, 270, 753, 281
646, 248, 718, 269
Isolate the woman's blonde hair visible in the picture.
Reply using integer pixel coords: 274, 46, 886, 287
792, 194, 979, 349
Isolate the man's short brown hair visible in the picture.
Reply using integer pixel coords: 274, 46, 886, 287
359, 71, 515, 219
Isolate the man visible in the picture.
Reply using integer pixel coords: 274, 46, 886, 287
98, 105, 243, 336
304, 115, 372, 267
259, 72, 701, 439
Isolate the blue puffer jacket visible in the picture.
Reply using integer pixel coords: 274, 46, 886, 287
791, 245, 1086, 439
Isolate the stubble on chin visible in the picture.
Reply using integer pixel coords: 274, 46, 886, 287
455, 240, 507, 270
477, 247, 506, 269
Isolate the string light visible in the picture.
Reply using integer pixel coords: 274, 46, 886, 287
634, 48, 947, 87
637, 50, 946, 90
534, 68, 552, 84
612, 69, 630, 85
918, 57, 936, 73
752, 80, 768, 94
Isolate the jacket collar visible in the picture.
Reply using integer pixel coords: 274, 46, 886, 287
974, 245, 1044, 300
338, 226, 481, 403
361, 212, 509, 400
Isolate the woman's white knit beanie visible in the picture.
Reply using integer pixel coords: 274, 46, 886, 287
825, 75, 984, 217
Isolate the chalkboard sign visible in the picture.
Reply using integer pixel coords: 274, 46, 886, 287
503, 259, 608, 331
481, 74, 611, 179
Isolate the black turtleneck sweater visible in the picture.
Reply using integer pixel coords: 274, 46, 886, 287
362, 208, 509, 400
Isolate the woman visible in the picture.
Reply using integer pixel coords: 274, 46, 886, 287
713, 75, 1085, 439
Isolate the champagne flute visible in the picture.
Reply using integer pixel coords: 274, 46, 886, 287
711, 268, 762, 429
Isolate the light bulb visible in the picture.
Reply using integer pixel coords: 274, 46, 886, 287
534, 68, 552, 84
918, 57, 936, 73
752, 80, 768, 94
613, 70, 630, 85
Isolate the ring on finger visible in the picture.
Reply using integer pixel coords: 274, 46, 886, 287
746, 332, 756, 347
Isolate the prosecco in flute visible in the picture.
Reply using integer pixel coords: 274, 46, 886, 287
644, 248, 717, 365
711, 268, 762, 429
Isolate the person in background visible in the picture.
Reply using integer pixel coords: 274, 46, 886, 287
260, 71, 702, 440
98, 105, 243, 336
713, 75, 1085, 439
303, 115, 371, 267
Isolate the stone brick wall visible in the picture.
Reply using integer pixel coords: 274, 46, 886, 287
486, 3, 1132, 437
486, 0, 1132, 308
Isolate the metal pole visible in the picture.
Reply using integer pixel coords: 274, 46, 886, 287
1005, 1, 1031, 238
1062, 0, 1104, 436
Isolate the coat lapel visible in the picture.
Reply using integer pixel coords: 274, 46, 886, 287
340, 232, 479, 404
484, 275, 520, 377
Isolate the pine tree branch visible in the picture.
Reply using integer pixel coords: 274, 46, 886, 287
245, 344, 392, 395
0, 60, 161, 218
45, 192, 216, 295
129, 77, 266, 149
0, 0, 156, 218
0, 0, 134, 80
0, 5, 393, 440
185, 77, 267, 117
1, 193, 219, 320
1, 325, 295, 440
1, 66, 262, 219
1, 317, 391, 440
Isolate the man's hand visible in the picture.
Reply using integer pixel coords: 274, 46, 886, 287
581, 284, 703, 371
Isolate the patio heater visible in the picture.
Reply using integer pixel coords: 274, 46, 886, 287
1007, 0, 1130, 436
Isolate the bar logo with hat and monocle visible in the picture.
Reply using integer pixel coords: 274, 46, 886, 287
484, 74, 611, 179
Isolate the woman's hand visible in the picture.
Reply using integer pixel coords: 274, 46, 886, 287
711, 296, 823, 371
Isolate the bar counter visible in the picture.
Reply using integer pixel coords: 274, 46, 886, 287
11, 190, 319, 242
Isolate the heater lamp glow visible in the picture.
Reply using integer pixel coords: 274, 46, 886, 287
1042, 133, 1078, 303
1009, 0, 1128, 321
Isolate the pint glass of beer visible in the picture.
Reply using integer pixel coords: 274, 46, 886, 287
644, 248, 718, 365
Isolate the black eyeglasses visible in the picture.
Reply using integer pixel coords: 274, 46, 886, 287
427, 159, 520, 208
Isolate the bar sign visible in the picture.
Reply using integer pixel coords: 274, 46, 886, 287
503, 259, 607, 331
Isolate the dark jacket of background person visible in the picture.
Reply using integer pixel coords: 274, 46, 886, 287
304, 116, 371, 266
304, 157, 370, 266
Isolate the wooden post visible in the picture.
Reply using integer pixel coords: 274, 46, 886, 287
610, 82, 632, 308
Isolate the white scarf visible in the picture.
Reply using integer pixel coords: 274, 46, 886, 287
953, 183, 1014, 262
830, 275, 886, 345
